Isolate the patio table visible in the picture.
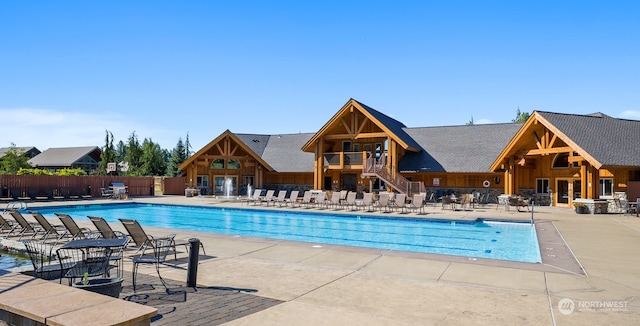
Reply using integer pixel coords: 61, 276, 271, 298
59, 237, 129, 283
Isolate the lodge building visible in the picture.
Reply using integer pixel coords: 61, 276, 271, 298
179, 99, 640, 208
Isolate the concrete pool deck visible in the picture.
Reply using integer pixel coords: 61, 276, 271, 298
16, 196, 640, 325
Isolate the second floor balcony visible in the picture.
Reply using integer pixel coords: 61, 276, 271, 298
323, 152, 366, 169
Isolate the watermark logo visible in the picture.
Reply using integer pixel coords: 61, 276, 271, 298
558, 298, 628, 314
558, 298, 575, 315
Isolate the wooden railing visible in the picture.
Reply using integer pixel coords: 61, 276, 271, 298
362, 156, 424, 196
323, 152, 365, 167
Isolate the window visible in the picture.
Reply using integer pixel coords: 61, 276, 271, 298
227, 159, 241, 169
211, 159, 225, 169
375, 143, 382, 158
552, 153, 569, 168
342, 141, 352, 152
196, 175, 209, 187
242, 176, 254, 186
536, 178, 549, 194
353, 143, 360, 152
600, 178, 613, 197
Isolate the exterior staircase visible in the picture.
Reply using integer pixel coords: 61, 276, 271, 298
362, 156, 424, 196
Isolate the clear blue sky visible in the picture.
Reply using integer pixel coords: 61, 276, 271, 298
2, 1, 639, 152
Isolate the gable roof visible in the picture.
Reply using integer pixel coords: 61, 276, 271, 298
28, 146, 101, 167
179, 130, 274, 171
0, 147, 41, 159
535, 111, 640, 168
302, 98, 421, 152
400, 123, 523, 172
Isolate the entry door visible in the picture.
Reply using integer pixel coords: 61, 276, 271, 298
556, 178, 575, 207
342, 174, 357, 192
214, 176, 238, 196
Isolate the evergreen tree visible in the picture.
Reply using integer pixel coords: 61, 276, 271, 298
123, 131, 142, 175
166, 138, 186, 177
466, 116, 475, 125
115, 140, 126, 162
98, 131, 117, 175
185, 132, 192, 157
139, 138, 167, 176
513, 108, 531, 123
0, 143, 31, 174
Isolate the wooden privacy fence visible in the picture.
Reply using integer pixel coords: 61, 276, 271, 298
0, 175, 156, 199
163, 177, 187, 195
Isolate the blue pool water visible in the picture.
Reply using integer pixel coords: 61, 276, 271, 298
0, 253, 31, 270
36, 203, 542, 263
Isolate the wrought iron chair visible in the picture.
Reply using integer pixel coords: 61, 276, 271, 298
56, 246, 111, 285
131, 235, 175, 291
22, 239, 64, 281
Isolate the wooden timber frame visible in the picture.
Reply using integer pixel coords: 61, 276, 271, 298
301, 98, 422, 194
178, 130, 273, 196
490, 111, 637, 207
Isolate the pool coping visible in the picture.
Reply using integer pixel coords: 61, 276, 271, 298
30, 201, 569, 271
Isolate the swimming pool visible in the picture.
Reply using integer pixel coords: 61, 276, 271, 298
36, 203, 542, 263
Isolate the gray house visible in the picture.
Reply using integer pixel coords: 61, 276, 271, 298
29, 146, 102, 174
0, 147, 41, 160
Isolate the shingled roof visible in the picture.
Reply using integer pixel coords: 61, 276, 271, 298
28, 146, 101, 167
400, 123, 523, 172
261, 133, 315, 172
536, 111, 640, 167
354, 100, 422, 151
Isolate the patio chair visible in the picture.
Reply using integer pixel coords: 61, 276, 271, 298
0, 213, 19, 235
119, 218, 206, 260
460, 194, 474, 211
373, 193, 391, 213
30, 211, 68, 241
242, 189, 262, 205
281, 190, 299, 207
10, 188, 30, 201
87, 216, 129, 277
313, 191, 326, 209
355, 193, 373, 212
271, 190, 288, 207
131, 235, 175, 292
60, 188, 80, 200
54, 213, 95, 239
441, 196, 455, 210
88, 216, 127, 239
342, 192, 357, 211
28, 188, 49, 201
45, 188, 65, 201
324, 191, 342, 209
22, 239, 64, 281
7, 210, 43, 239
56, 245, 111, 285
297, 191, 313, 208
508, 196, 529, 212
406, 194, 426, 214
100, 187, 114, 199
389, 193, 406, 212
258, 190, 275, 206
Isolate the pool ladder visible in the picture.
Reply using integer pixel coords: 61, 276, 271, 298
5, 201, 28, 211
530, 199, 534, 225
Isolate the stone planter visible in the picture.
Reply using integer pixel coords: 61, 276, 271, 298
73, 277, 123, 298
574, 206, 589, 214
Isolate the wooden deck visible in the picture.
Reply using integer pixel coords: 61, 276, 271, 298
17, 267, 283, 326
